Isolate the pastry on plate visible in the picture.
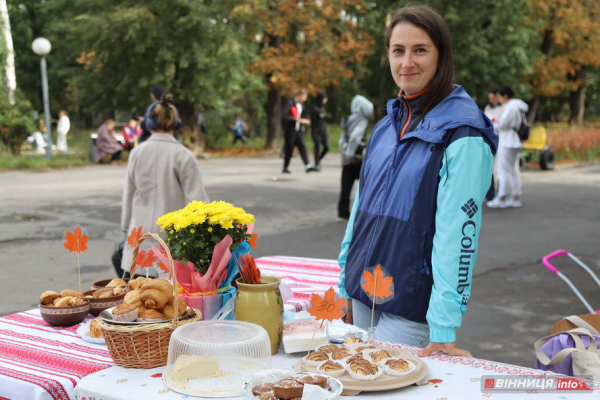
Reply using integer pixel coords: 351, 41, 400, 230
251, 382, 274, 396
111, 303, 138, 322
306, 351, 328, 362
370, 349, 392, 363
273, 379, 304, 400
344, 336, 364, 344
316, 344, 339, 354
349, 360, 379, 376
385, 358, 410, 372
331, 348, 352, 360
89, 319, 104, 338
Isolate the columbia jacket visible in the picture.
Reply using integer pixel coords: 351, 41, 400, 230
338, 85, 497, 343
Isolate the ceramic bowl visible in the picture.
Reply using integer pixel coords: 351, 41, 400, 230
83, 289, 126, 316
91, 278, 130, 290
39, 300, 91, 326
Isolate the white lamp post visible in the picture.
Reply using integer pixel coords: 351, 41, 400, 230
31, 37, 52, 159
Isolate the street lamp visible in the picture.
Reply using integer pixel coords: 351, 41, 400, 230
31, 37, 52, 159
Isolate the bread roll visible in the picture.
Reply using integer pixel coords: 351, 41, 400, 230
163, 297, 187, 319
140, 279, 173, 309
112, 286, 126, 296
93, 287, 115, 298
139, 309, 166, 321
127, 277, 149, 291
89, 319, 103, 339
54, 296, 75, 307
40, 291, 60, 305
106, 278, 127, 288
60, 289, 84, 299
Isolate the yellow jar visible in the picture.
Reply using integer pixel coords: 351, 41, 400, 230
234, 276, 283, 355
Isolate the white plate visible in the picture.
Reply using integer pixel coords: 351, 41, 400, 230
99, 306, 193, 325
77, 323, 105, 344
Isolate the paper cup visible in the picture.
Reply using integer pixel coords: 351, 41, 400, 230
316, 361, 346, 378
302, 353, 330, 367
347, 362, 383, 381
383, 359, 416, 376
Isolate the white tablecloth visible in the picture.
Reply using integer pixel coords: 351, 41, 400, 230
73, 340, 600, 400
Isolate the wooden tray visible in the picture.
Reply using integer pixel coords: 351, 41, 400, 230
294, 347, 429, 396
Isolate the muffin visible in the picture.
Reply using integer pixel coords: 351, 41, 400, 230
257, 392, 277, 400
138, 309, 166, 322
303, 351, 329, 367
297, 374, 327, 388
316, 344, 339, 354
344, 336, 364, 344
273, 379, 304, 400
384, 358, 414, 376
317, 360, 346, 377
348, 360, 380, 380
355, 345, 377, 354
111, 303, 138, 322
345, 354, 365, 365
252, 383, 275, 396
370, 349, 393, 363
331, 348, 352, 360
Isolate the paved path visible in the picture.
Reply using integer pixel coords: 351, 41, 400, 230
1, 155, 598, 368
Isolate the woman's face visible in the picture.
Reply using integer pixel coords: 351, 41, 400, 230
387, 22, 439, 96
488, 92, 498, 106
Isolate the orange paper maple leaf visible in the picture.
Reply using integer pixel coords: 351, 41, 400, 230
136, 249, 158, 269
63, 227, 89, 254
361, 265, 394, 302
248, 233, 258, 248
127, 226, 143, 249
307, 287, 346, 322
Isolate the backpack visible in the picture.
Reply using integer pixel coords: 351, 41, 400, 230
517, 111, 530, 142
340, 116, 368, 161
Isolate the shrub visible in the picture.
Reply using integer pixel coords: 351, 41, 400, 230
546, 126, 600, 161
0, 91, 35, 155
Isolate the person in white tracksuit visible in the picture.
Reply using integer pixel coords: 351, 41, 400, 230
56, 110, 70, 152
487, 86, 528, 208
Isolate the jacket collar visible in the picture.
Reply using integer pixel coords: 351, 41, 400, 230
147, 133, 179, 143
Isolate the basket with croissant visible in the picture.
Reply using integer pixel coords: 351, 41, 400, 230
38, 288, 91, 326
96, 232, 203, 369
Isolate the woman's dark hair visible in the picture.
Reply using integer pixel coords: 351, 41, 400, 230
150, 84, 168, 101
489, 87, 500, 94
498, 86, 515, 99
149, 93, 179, 131
384, 4, 454, 115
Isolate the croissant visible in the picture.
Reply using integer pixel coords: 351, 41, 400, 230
40, 291, 60, 305
127, 277, 149, 291
140, 279, 173, 309
112, 286, 126, 296
124, 289, 143, 307
89, 319, 103, 339
163, 296, 188, 319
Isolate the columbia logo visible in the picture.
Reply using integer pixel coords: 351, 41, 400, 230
461, 198, 478, 218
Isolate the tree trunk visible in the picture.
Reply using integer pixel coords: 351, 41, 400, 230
568, 68, 586, 126
528, 96, 540, 124
529, 27, 555, 124
265, 84, 281, 150
0, 0, 16, 104
176, 101, 204, 155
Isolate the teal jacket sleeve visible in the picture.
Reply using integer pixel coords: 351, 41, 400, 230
426, 131, 494, 343
337, 184, 361, 299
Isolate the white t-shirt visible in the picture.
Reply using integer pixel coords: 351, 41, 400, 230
295, 102, 303, 131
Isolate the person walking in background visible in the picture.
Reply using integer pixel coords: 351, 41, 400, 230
230, 115, 248, 144
487, 85, 528, 208
338, 4, 496, 357
121, 93, 208, 278
56, 110, 70, 152
483, 88, 502, 201
281, 89, 316, 173
139, 84, 169, 145
311, 91, 330, 171
337, 95, 373, 220
94, 119, 124, 164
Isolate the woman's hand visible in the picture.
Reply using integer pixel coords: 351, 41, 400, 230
299, 118, 311, 125
417, 342, 472, 358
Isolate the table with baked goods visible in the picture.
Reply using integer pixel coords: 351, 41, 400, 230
2, 256, 599, 400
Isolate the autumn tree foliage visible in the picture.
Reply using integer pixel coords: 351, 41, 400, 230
529, 0, 600, 124
232, 0, 374, 149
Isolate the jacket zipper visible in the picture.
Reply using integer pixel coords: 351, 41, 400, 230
399, 100, 412, 140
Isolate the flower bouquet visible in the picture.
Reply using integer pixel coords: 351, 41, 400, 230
155, 201, 256, 319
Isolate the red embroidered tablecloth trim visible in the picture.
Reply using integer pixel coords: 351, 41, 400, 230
0, 366, 70, 400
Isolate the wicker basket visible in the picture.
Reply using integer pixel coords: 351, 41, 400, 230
97, 232, 203, 368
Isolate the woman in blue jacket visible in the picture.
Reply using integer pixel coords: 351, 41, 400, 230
338, 4, 497, 358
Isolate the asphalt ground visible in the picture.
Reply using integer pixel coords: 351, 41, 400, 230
1, 153, 598, 368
